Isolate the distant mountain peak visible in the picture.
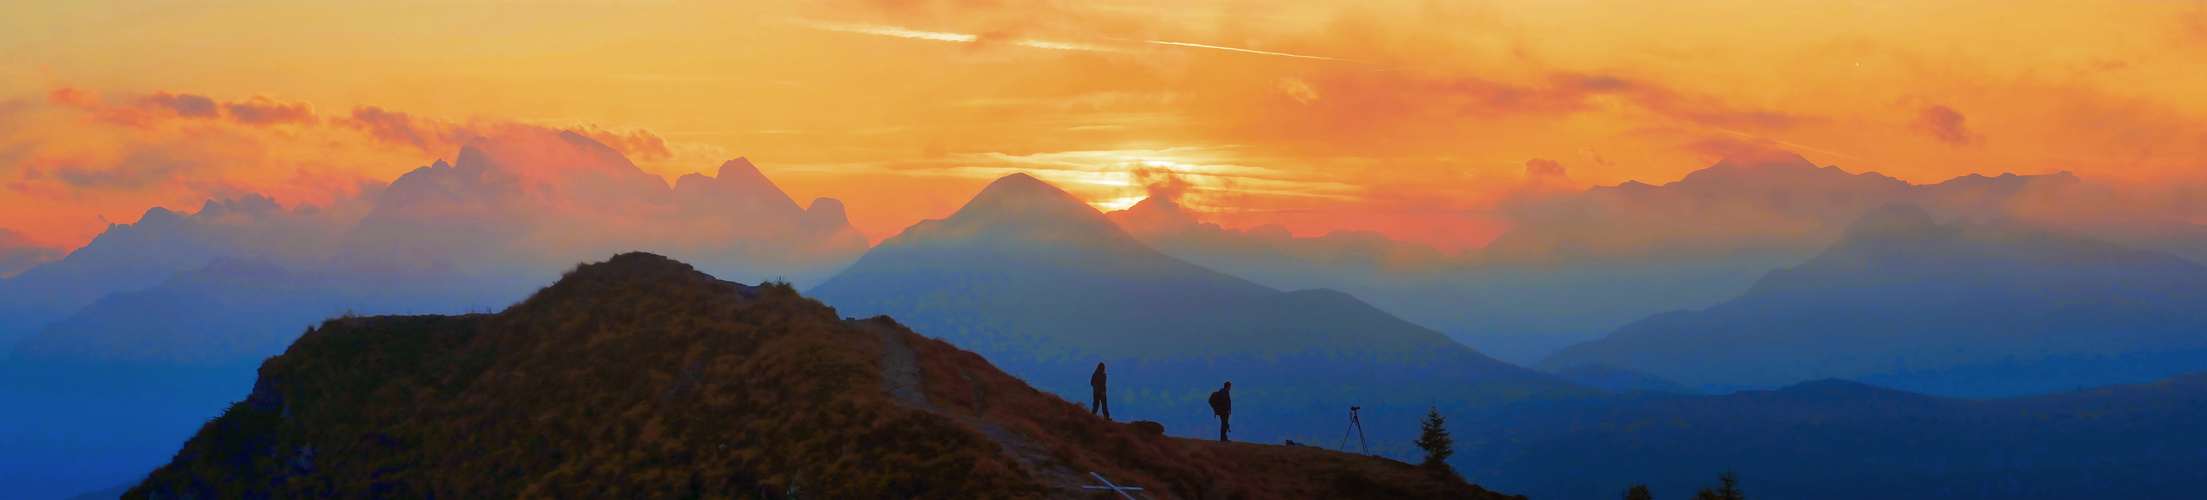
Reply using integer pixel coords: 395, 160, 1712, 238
966, 173, 1084, 209
716, 157, 767, 182
805, 197, 849, 224
886, 173, 1135, 248
1107, 196, 1203, 236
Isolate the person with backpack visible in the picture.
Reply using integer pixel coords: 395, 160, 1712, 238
1208, 381, 1232, 442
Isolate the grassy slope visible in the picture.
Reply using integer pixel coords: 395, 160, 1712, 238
127, 253, 1515, 499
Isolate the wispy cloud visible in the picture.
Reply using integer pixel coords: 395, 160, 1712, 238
791, 20, 1120, 52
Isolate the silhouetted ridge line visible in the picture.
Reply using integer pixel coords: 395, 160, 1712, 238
126, 252, 1515, 499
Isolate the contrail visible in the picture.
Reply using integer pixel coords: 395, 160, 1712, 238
793, 19, 1343, 60
797, 21, 978, 43
1126, 39, 1349, 61
793, 20, 1119, 52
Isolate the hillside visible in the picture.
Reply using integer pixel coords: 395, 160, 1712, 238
808, 174, 1580, 453
1457, 374, 2207, 499
1541, 204, 2207, 397
127, 253, 1517, 499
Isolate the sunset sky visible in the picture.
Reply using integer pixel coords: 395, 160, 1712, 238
5, 0, 2207, 252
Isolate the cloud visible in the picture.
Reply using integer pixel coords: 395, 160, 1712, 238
223, 95, 317, 126
1131, 163, 1194, 202
137, 92, 219, 118
4, 85, 739, 248
339, 105, 476, 153
46, 87, 100, 109
44, 147, 213, 189
45, 88, 319, 129
1524, 158, 1567, 180
563, 124, 673, 163
1911, 105, 1982, 146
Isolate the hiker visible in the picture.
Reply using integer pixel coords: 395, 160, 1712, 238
1208, 381, 1232, 442
1090, 362, 1110, 420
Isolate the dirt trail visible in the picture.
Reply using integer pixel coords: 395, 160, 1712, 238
860, 321, 1103, 497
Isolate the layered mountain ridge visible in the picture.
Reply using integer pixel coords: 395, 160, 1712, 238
810, 173, 1582, 454
1541, 203, 2207, 397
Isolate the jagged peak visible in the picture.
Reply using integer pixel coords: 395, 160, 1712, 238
716, 157, 767, 181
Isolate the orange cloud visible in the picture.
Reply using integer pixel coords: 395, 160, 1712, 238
222, 95, 317, 126
12, 0, 2207, 254
338, 105, 472, 153
1911, 105, 1982, 146
1, 85, 732, 248
45, 87, 100, 109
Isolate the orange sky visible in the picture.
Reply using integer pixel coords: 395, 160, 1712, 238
5, 0, 2207, 252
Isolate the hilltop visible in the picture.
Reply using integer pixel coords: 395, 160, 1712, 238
127, 253, 1515, 499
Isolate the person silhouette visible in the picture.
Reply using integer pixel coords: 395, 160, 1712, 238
1090, 362, 1110, 420
1208, 381, 1233, 442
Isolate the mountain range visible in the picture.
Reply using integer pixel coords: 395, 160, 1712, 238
1541, 203, 2207, 397
1107, 151, 2169, 367
12, 138, 2207, 498
808, 173, 1581, 453
0, 130, 876, 500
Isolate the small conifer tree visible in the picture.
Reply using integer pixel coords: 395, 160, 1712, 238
1692, 469, 1744, 500
1415, 406, 1457, 476
1623, 484, 1653, 500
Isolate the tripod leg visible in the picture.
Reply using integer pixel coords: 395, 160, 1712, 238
1356, 420, 1369, 454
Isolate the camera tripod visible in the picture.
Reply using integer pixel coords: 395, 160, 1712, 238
1338, 406, 1369, 454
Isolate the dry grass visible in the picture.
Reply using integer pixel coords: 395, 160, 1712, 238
127, 252, 1520, 500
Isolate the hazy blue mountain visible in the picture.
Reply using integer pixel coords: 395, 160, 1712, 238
809, 173, 1582, 455
1106, 196, 1451, 292
0, 258, 537, 500
0, 132, 870, 498
0, 228, 62, 279
1551, 364, 1699, 395
665, 157, 870, 285
0, 195, 357, 356
1105, 152, 2086, 366
1540, 204, 2207, 397
1348, 260, 1793, 365
1457, 373, 2207, 499
61, 480, 135, 500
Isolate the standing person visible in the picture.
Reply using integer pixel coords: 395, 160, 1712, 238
1208, 381, 1233, 442
1090, 362, 1110, 420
